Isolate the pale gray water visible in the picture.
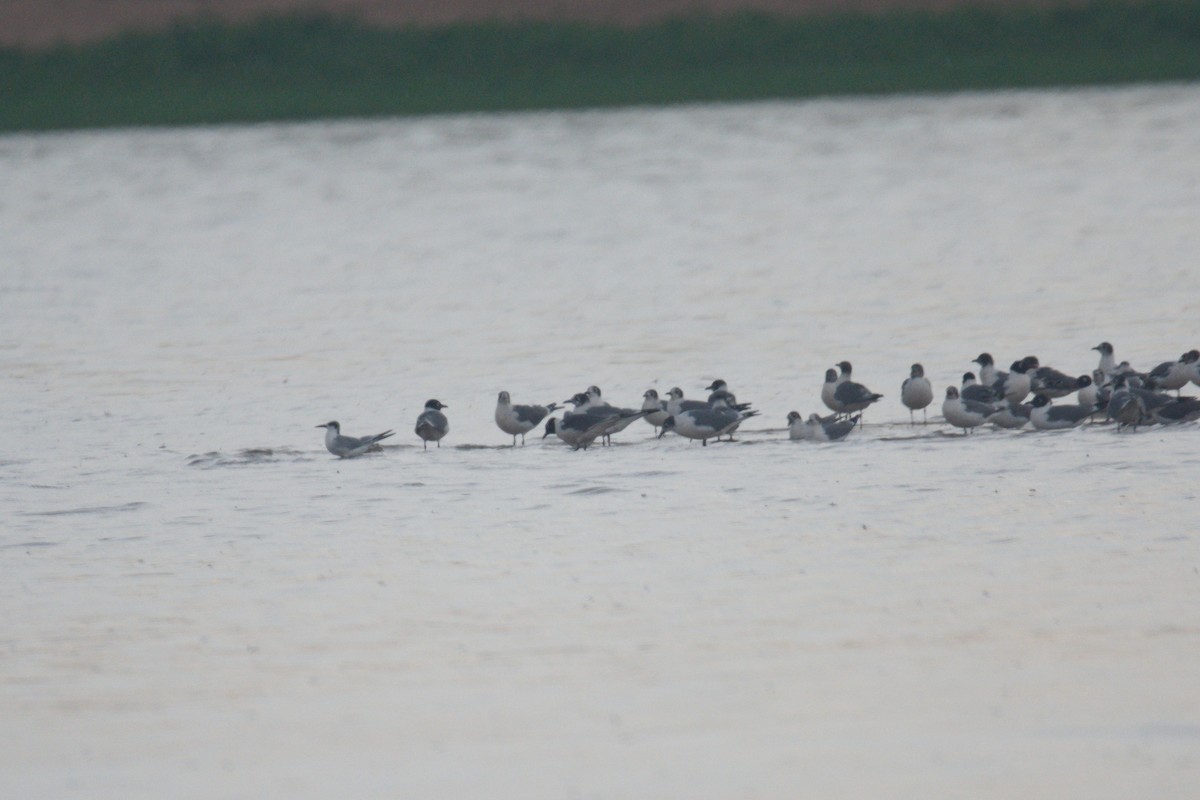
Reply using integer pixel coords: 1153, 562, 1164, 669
2, 84, 1199, 798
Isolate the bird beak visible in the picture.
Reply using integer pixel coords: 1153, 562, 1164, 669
315, 424, 326, 429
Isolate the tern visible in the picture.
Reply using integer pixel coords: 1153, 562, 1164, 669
316, 421, 394, 458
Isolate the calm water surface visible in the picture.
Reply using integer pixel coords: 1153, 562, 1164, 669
2, 84, 1199, 798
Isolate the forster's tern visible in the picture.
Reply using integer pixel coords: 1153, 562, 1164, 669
316, 421, 395, 458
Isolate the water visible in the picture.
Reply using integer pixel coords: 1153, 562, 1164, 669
3, 84, 1200, 798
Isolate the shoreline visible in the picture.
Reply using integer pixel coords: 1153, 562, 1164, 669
4, 1, 1200, 133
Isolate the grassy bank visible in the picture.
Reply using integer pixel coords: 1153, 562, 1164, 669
3, 1, 1200, 131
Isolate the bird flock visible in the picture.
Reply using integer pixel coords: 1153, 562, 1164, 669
317, 342, 1200, 456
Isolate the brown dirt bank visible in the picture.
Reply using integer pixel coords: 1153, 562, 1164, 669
3, 0, 1093, 49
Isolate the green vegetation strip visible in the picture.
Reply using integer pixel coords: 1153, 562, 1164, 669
3, 1, 1200, 131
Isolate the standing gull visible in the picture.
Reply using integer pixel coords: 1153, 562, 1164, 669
704, 378, 752, 412
316, 421, 394, 458
942, 386, 993, 434
414, 399, 449, 449
543, 410, 648, 451
832, 376, 883, 420
494, 391, 559, 446
564, 391, 643, 445
820, 369, 841, 415
901, 363, 933, 424
1106, 377, 1145, 431
641, 389, 671, 434
659, 405, 759, 446
1092, 341, 1119, 382
665, 387, 709, 417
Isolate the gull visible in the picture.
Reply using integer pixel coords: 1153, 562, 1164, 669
820, 369, 841, 415
316, 421, 394, 458
972, 352, 1007, 390
832, 377, 883, 418
414, 399, 449, 449
1106, 377, 1145, 431
1153, 396, 1200, 424
665, 387, 709, 417
1110, 360, 1145, 381
708, 394, 755, 441
494, 391, 559, 446
1031, 364, 1091, 399
576, 385, 641, 442
581, 385, 612, 412
1128, 378, 1175, 418
564, 391, 642, 445
786, 411, 807, 440
901, 363, 933, 424
942, 386, 993, 434
1146, 350, 1200, 394
704, 378, 752, 412
543, 410, 648, 450
658, 405, 759, 446
640, 389, 671, 434
1076, 370, 1106, 417
787, 410, 843, 440
961, 371, 1002, 405
986, 401, 1032, 430
801, 412, 859, 442
1029, 394, 1093, 431
1001, 358, 1034, 403
1092, 341, 1119, 382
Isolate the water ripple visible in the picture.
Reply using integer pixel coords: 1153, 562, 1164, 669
187, 447, 307, 467
20, 501, 147, 517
